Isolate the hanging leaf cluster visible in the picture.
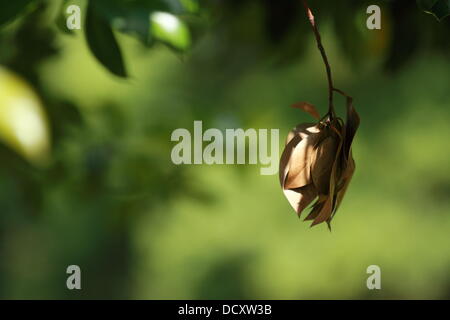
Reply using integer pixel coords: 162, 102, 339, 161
279, 1, 360, 229
279, 97, 359, 229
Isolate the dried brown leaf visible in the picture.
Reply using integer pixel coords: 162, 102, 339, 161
280, 92, 360, 229
341, 95, 360, 161
285, 123, 318, 145
279, 123, 322, 217
291, 102, 321, 120
279, 134, 303, 187
332, 152, 355, 218
312, 124, 344, 226
310, 134, 338, 195
284, 132, 321, 189
311, 195, 333, 226
280, 123, 320, 186
303, 196, 326, 221
283, 184, 317, 217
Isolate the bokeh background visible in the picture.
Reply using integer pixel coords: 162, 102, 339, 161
0, 0, 449, 299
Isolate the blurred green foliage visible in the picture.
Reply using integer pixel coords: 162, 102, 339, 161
417, 0, 450, 21
0, 0, 449, 299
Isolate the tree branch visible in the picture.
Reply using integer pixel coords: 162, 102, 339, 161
301, 0, 335, 117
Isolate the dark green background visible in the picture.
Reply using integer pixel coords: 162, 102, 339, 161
0, 0, 449, 299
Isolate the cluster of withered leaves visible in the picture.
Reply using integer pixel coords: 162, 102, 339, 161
279, 97, 360, 229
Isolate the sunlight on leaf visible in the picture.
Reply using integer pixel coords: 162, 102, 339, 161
150, 11, 191, 51
0, 67, 51, 165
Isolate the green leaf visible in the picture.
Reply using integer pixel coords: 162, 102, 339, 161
150, 11, 191, 51
95, 0, 169, 42
0, 66, 51, 165
417, 0, 450, 21
85, 2, 127, 77
111, 11, 151, 46
0, 0, 32, 27
179, 0, 200, 13
430, 0, 450, 20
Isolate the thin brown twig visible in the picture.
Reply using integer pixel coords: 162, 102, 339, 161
301, 0, 335, 117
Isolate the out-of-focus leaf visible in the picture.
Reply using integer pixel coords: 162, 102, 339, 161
417, 0, 450, 21
0, 67, 51, 165
150, 11, 191, 51
112, 16, 148, 44
94, 0, 170, 45
161, 0, 200, 14
179, 0, 199, 13
86, 1, 196, 48
85, 2, 127, 77
0, 0, 31, 27
333, 7, 364, 66
98, 0, 152, 45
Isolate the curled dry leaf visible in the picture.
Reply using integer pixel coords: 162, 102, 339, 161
279, 99, 360, 229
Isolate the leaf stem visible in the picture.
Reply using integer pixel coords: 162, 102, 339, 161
301, 0, 335, 117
